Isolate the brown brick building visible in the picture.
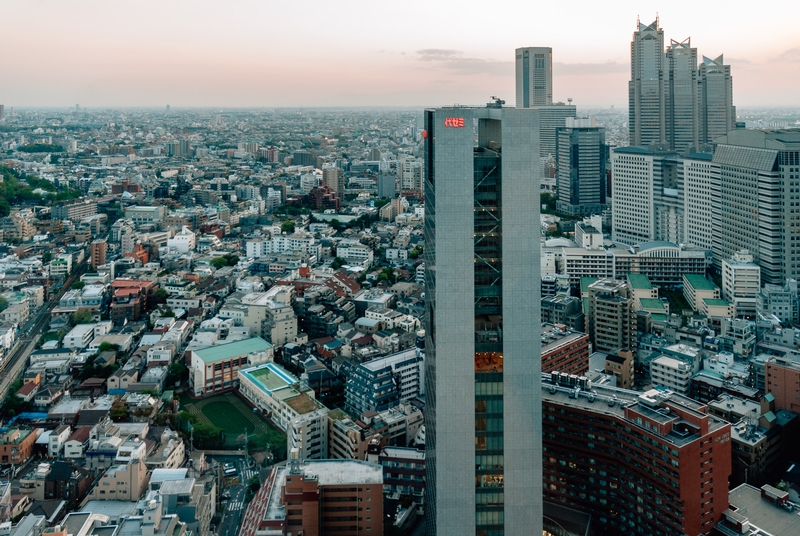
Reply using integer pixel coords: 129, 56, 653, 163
543, 373, 732, 536
540, 323, 590, 375
239, 454, 383, 536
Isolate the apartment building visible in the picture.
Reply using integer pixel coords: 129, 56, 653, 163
542, 373, 732, 536
540, 324, 589, 375
586, 278, 635, 354
345, 348, 424, 416
721, 250, 760, 318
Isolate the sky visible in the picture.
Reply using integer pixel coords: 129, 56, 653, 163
2, 0, 799, 109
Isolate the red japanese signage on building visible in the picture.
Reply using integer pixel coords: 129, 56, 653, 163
444, 117, 465, 128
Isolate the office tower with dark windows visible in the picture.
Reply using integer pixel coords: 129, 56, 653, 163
629, 18, 665, 147
699, 54, 736, 143
665, 38, 699, 153
515, 47, 552, 108
423, 104, 542, 535
556, 117, 607, 215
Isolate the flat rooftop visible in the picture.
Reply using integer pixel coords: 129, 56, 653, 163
541, 376, 727, 447
192, 337, 272, 363
725, 484, 800, 536
241, 362, 298, 393
627, 273, 653, 290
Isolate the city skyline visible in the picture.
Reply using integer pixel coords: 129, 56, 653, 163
2, 1, 799, 108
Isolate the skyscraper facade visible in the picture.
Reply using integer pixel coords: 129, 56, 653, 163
665, 38, 699, 153
424, 105, 542, 535
710, 130, 800, 284
556, 117, 607, 215
699, 54, 736, 142
515, 47, 552, 108
629, 18, 665, 147
629, 19, 736, 152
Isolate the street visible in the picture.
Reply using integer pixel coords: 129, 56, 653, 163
209, 454, 258, 536
0, 261, 86, 400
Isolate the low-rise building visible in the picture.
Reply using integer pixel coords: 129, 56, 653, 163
187, 337, 273, 397
238, 362, 326, 434
650, 355, 693, 395
0, 428, 36, 466
540, 324, 589, 375
683, 273, 720, 312
239, 456, 383, 536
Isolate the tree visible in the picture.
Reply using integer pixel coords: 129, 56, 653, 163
281, 220, 295, 234
98, 342, 120, 353
210, 257, 228, 270
330, 257, 346, 270
71, 281, 85, 290
0, 296, 8, 314
42, 251, 53, 264
330, 219, 343, 231
153, 288, 169, 304
192, 422, 223, 449
69, 308, 93, 326
110, 399, 129, 422
167, 362, 188, 385
162, 309, 176, 318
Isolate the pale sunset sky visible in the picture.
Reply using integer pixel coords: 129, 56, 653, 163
2, 0, 799, 108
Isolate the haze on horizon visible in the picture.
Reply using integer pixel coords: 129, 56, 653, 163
3, 0, 799, 109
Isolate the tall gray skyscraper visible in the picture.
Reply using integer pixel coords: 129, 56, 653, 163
556, 117, 607, 215
665, 38, 699, 153
699, 54, 736, 142
629, 18, 665, 147
423, 104, 542, 535
515, 47, 552, 107
630, 19, 736, 152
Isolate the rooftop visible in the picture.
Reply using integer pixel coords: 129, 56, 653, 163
684, 273, 718, 291
723, 484, 800, 536
639, 298, 665, 312
627, 273, 653, 290
192, 337, 272, 363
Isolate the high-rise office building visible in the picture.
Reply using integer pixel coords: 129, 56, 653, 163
630, 19, 736, 152
629, 18, 665, 147
0, 105, 4, 120
699, 54, 736, 143
556, 117, 607, 215
710, 129, 800, 284
424, 104, 542, 535
515, 47, 552, 107
665, 38, 699, 153
681, 151, 717, 251
611, 146, 681, 245
538, 104, 577, 158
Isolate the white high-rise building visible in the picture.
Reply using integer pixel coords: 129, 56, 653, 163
682, 152, 718, 251
515, 47, 552, 108
722, 250, 760, 318
423, 104, 542, 535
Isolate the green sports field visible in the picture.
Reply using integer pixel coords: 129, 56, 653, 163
181, 392, 286, 458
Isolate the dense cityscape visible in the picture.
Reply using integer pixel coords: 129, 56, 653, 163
0, 12, 798, 536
